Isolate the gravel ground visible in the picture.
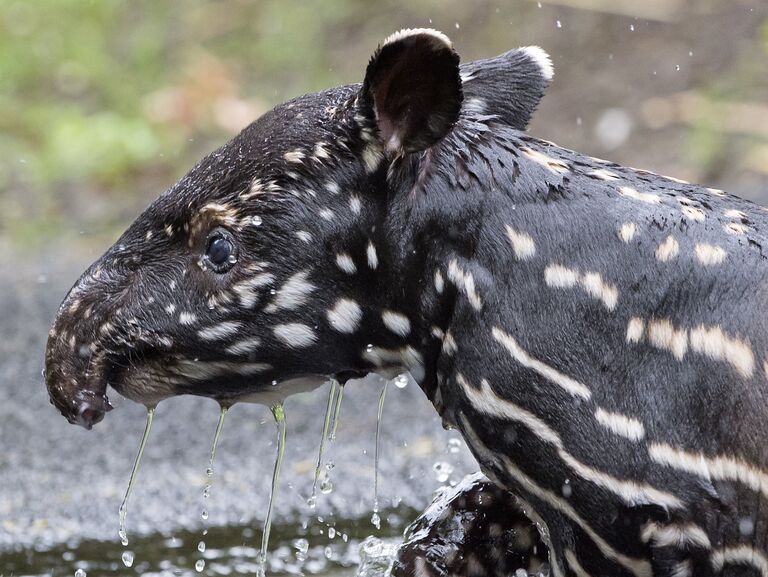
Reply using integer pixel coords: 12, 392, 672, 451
0, 247, 479, 552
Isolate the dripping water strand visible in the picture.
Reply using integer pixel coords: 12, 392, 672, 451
329, 382, 344, 442
371, 381, 388, 529
257, 402, 287, 577
118, 406, 155, 567
196, 405, 228, 573
308, 380, 339, 509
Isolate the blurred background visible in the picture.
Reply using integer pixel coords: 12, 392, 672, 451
1, 1, 767, 575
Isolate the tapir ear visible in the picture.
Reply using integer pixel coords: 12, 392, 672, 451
360, 28, 463, 156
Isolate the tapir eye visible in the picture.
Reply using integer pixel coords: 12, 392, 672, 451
204, 229, 237, 273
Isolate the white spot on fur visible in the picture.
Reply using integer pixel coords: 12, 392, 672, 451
273, 323, 317, 348
520, 45, 554, 81
362, 144, 384, 172
647, 318, 688, 360
464, 97, 487, 114
724, 209, 746, 219
232, 273, 275, 309
179, 312, 197, 326
655, 235, 679, 262
724, 222, 748, 235
706, 187, 726, 196
434, 269, 444, 294
649, 443, 768, 500
641, 522, 711, 550
711, 546, 768, 577
619, 186, 661, 204
689, 325, 754, 378
491, 327, 591, 400
165, 303, 177, 314
594, 408, 646, 441
366, 241, 378, 269
447, 260, 483, 311
198, 321, 241, 341
326, 298, 362, 334
264, 271, 316, 313
681, 205, 706, 222
504, 225, 536, 260
324, 180, 340, 195
295, 230, 313, 243
382, 310, 411, 337
544, 265, 618, 310
319, 209, 335, 221
349, 195, 362, 215
626, 317, 645, 343
589, 168, 620, 181
695, 243, 727, 265
284, 149, 304, 163
225, 337, 261, 355
619, 222, 638, 243
522, 147, 569, 175
336, 253, 357, 274
313, 142, 330, 160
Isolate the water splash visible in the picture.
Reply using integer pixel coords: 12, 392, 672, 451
371, 381, 388, 529
118, 406, 155, 548
197, 405, 228, 572
308, 380, 339, 508
257, 402, 287, 577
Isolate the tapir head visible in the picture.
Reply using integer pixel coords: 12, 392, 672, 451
45, 29, 552, 428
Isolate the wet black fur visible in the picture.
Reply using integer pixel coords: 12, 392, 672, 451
46, 32, 768, 577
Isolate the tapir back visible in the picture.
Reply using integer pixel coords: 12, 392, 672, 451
429, 118, 768, 575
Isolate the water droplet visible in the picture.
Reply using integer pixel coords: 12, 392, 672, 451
269, 288, 277, 295
447, 438, 462, 453
629, 24, 635, 31
739, 516, 755, 536
307, 494, 317, 508
252, 215, 263, 226
118, 528, 128, 547
325, 460, 334, 470
74, 570, 87, 577
271, 380, 278, 387
366, 343, 374, 352
121, 551, 134, 567
689, 50, 694, 56
454, 22, 460, 29
195, 559, 206, 572
561, 479, 572, 498
227, 254, 237, 264
324, 545, 333, 559
198, 540, 206, 553
328, 526, 336, 539
433, 461, 454, 483
371, 512, 381, 529
556, 20, 562, 28
675, 64, 681, 71
320, 478, 333, 494
206, 467, 213, 477
201, 509, 209, 520
294, 538, 309, 561
393, 374, 408, 388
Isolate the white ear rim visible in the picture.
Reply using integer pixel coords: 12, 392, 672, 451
520, 45, 554, 81
381, 28, 453, 50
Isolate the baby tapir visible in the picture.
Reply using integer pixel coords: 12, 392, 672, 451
45, 28, 768, 577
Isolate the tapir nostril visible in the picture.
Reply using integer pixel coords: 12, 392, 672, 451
73, 402, 107, 430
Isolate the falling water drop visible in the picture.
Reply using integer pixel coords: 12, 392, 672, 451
556, 20, 562, 28
195, 559, 206, 572
393, 374, 408, 389
198, 406, 228, 565
252, 215, 263, 226
121, 551, 134, 568
118, 407, 155, 549
309, 380, 339, 508
447, 438, 462, 454
257, 402, 287, 577
371, 381, 388, 529
74, 569, 86, 577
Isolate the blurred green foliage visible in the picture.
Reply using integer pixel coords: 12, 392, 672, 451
1, 0, 767, 248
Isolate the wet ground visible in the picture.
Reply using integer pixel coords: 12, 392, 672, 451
0, 247, 479, 575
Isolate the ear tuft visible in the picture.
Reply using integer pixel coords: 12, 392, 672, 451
380, 27, 453, 51
361, 28, 462, 157
519, 45, 554, 82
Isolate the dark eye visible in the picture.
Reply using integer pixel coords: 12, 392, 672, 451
204, 230, 237, 272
